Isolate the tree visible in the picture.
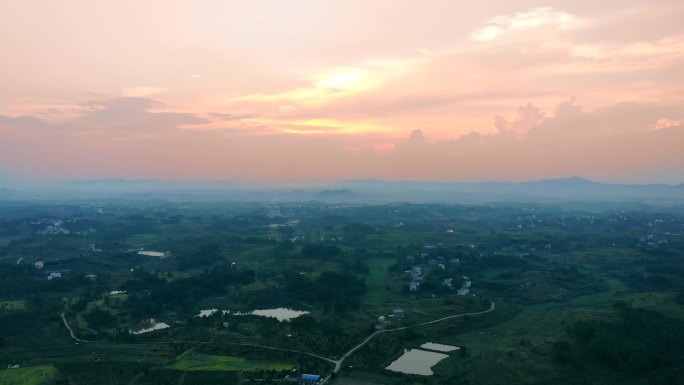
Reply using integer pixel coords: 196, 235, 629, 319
83, 307, 117, 329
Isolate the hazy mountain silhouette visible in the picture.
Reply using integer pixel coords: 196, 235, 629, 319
0, 177, 682, 204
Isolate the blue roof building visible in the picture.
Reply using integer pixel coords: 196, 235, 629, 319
301, 374, 321, 383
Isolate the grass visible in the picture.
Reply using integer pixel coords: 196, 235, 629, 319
418, 279, 636, 384
0, 300, 26, 311
168, 350, 294, 372
126, 234, 164, 247
363, 258, 395, 304
614, 291, 684, 319
0, 365, 59, 385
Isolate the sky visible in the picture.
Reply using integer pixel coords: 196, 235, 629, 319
1, 0, 683, 184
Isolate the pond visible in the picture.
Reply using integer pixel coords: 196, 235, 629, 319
195, 307, 309, 321
196, 309, 219, 317
249, 308, 309, 321
420, 342, 460, 352
129, 319, 170, 334
137, 251, 166, 257
196, 309, 230, 317
385, 348, 449, 376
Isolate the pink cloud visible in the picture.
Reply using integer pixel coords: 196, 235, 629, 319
651, 118, 684, 130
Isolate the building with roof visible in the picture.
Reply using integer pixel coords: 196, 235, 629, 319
301, 373, 321, 384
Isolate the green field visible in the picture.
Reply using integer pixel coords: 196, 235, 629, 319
363, 258, 395, 304
0, 365, 59, 385
169, 350, 294, 372
0, 300, 26, 311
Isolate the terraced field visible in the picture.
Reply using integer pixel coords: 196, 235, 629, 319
169, 350, 294, 372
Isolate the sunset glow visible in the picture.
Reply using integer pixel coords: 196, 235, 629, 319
1, 0, 683, 183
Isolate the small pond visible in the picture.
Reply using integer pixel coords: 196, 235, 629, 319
195, 307, 309, 321
420, 342, 460, 352
249, 308, 309, 321
129, 319, 170, 334
385, 348, 449, 376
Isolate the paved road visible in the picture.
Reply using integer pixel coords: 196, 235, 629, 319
61, 313, 96, 343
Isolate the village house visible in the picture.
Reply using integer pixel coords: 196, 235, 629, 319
376, 315, 391, 330
300, 374, 322, 384
48, 272, 61, 280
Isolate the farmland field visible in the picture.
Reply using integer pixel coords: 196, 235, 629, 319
363, 258, 395, 304
169, 350, 294, 372
0, 365, 59, 385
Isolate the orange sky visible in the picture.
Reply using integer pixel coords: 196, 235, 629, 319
1, 0, 683, 183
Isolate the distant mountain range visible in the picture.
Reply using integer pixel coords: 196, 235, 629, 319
339, 177, 684, 204
0, 177, 682, 204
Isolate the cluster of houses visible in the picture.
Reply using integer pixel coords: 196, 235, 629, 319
282, 373, 322, 384
46, 269, 71, 280
31, 218, 98, 236
404, 249, 474, 296
37, 225, 70, 236
30, 260, 70, 280
457, 277, 472, 295
289, 235, 305, 242
442, 276, 472, 295
376, 309, 406, 330
408, 266, 423, 291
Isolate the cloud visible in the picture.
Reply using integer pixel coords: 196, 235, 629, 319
0, 97, 209, 136
81, 97, 207, 132
408, 129, 425, 144
121, 86, 169, 97
2, 99, 683, 183
494, 103, 545, 136
2, 3, 684, 183
471, 7, 582, 41
164, 3, 684, 143
0, 115, 60, 131
651, 118, 684, 130
364, 100, 684, 182
208, 112, 257, 121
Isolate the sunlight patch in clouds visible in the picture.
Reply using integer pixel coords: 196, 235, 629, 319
285, 119, 393, 135
651, 118, 683, 130
471, 7, 582, 41
314, 67, 373, 91
231, 62, 409, 106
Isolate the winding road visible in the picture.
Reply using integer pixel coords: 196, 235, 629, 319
60, 302, 495, 383
329, 301, 495, 374
61, 313, 96, 343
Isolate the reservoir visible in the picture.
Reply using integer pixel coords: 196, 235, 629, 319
385, 348, 449, 375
